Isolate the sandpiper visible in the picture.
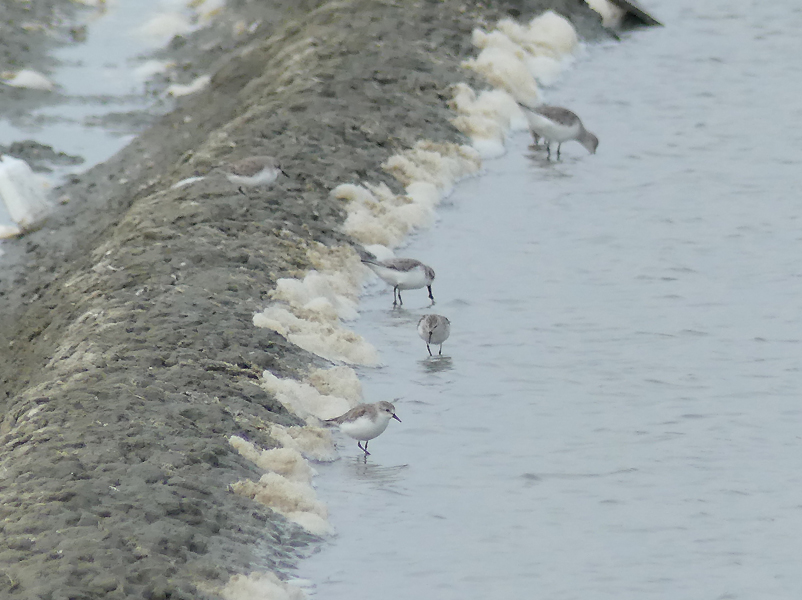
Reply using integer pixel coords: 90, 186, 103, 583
417, 314, 451, 356
222, 155, 287, 194
362, 257, 435, 307
519, 104, 598, 159
326, 401, 401, 455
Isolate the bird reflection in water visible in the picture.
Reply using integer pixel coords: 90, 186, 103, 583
347, 456, 409, 489
419, 355, 453, 374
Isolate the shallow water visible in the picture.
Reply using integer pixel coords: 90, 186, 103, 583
0, 0, 177, 227
299, 1, 802, 598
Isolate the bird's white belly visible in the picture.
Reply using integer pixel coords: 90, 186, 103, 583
339, 416, 389, 441
227, 168, 279, 187
373, 265, 427, 289
525, 113, 581, 143
427, 325, 450, 345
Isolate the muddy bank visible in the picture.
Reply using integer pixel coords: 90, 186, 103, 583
0, 1, 610, 597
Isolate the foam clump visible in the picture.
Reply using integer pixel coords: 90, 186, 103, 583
586, 0, 626, 28
133, 59, 174, 81
450, 83, 529, 158
222, 572, 307, 600
229, 436, 314, 483
231, 472, 332, 536
272, 268, 360, 321
261, 370, 356, 422
229, 430, 332, 536
526, 11, 579, 55
167, 74, 211, 97
254, 305, 378, 365
0, 155, 52, 238
270, 424, 337, 462
307, 366, 363, 403
337, 183, 431, 247
194, 0, 226, 22
134, 12, 195, 45
384, 141, 481, 195
455, 11, 579, 156
254, 244, 379, 365
1, 69, 55, 91
525, 54, 568, 87
334, 140, 479, 245
463, 46, 540, 107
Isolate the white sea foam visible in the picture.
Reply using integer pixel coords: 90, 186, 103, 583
450, 84, 529, 157
269, 424, 337, 463
586, 0, 626, 28
230, 434, 332, 535
230, 472, 332, 535
260, 370, 356, 422
229, 437, 315, 483
133, 59, 174, 82
134, 12, 195, 45
383, 141, 482, 195
307, 365, 363, 403
525, 54, 568, 86
254, 305, 378, 365
221, 572, 307, 600
493, 12, 578, 59
452, 11, 579, 156
271, 258, 363, 322
463, 46, 540, 106
254, 244, 379, 365
1, 69, 55, 91
194, 0, 226, 22
167, 74, 211, 97
0, 155, 52, 237
336, 142, 480, 245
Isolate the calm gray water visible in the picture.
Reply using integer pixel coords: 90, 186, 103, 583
298, 1, 802, 598
0, 0, 170, 228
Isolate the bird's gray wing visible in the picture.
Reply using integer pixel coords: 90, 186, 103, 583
381, 258, 422, 271
533, 105, 580, 126
326, 403, 371, 424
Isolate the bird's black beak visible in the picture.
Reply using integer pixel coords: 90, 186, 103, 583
279, 168, 289, 177
392, 414, 402, 423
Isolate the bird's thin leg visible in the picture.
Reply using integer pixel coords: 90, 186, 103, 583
546, 143, 551, 159
557, 143, 562, 159
427, 285, 434, 303
238, 186, 246, 195
426, 343, 433, 356
439, 344, 443, 356
397, 289, 403, 306
357, 441, 371, 456
392, 287, 398, 307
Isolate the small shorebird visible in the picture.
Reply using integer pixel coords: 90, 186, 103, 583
362, 257, 435, 307
519, 104, 598, 159
326, 401, 401, 455
222, 155, 287, 194
417, 314, 451, 356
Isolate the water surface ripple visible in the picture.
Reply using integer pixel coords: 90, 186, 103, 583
300, 2, 802, 598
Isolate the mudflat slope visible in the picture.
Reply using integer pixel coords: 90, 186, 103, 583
0, 1, 608, 597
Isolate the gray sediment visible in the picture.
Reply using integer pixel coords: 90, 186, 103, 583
0, 1, 609, 597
